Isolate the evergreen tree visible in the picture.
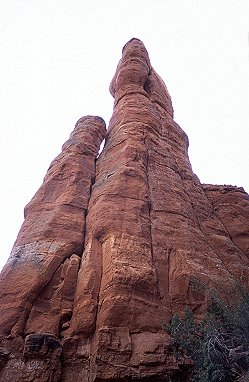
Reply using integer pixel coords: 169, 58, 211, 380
165, 285, 249, 381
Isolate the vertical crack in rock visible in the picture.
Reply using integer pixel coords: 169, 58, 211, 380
142, 130, 162, 304
0, 39, 249, 382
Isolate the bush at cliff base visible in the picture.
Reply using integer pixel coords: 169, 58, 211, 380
164, 286, 249, 382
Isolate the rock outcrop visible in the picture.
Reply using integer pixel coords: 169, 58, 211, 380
0, 38, 248, 382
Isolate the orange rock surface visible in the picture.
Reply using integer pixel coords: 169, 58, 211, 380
0, 38, 248, 382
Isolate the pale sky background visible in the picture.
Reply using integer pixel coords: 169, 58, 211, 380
0, 0, 249, 270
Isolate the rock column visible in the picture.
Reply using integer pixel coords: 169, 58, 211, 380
0, 116, 106, 381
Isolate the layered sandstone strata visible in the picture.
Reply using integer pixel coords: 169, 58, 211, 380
0, 39, 248, 382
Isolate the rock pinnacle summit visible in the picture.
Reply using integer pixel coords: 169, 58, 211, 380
0, 38, 249, 381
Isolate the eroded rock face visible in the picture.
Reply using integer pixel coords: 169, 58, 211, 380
0, 38, 249, 382
203, 184, 249, 258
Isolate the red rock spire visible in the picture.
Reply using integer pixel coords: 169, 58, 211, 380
64, 37, 249, 380
0, 39, 248, 382
0, 116, 106, 336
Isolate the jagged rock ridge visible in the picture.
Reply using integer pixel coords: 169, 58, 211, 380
0, 38, 248, 382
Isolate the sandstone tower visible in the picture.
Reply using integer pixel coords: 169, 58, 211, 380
0, 38, 249, 381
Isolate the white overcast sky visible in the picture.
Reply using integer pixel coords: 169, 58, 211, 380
0, 0, 249, 270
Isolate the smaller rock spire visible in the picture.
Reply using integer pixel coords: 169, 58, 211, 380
0, 116, 106, 336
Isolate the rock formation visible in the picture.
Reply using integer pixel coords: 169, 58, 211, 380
0, 38, 248, 382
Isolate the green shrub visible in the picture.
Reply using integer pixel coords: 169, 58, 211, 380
164, 285, 249, 381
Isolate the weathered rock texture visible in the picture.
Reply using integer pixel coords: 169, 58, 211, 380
0, 38, 249, 382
